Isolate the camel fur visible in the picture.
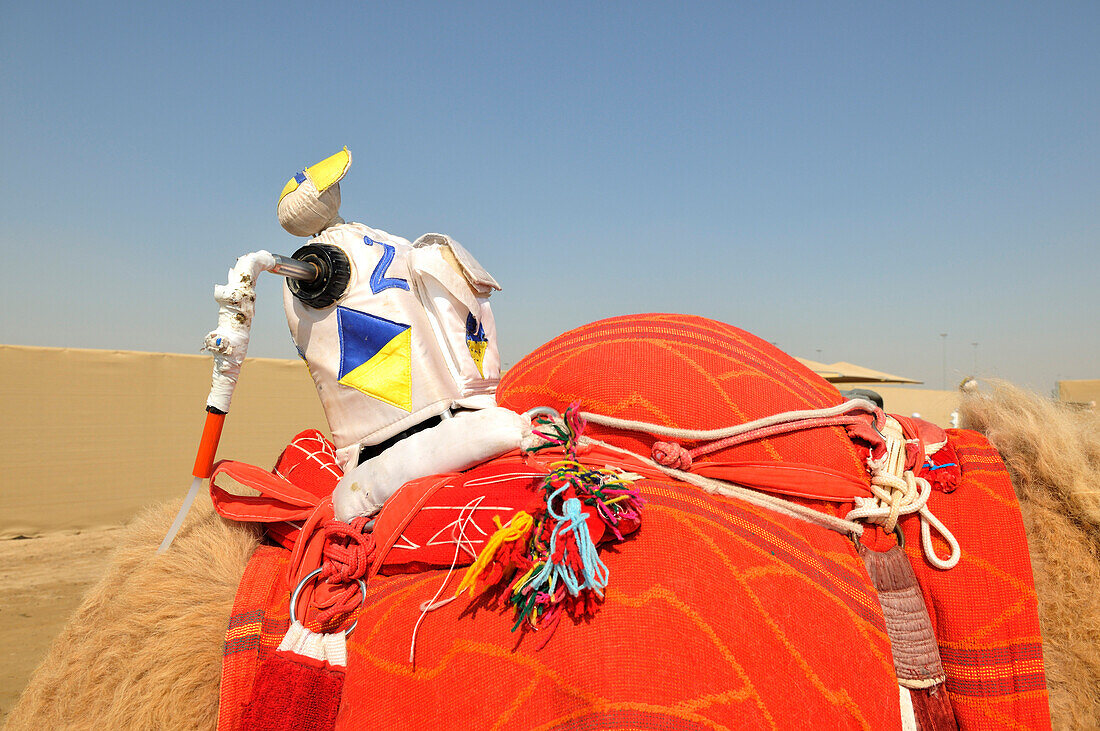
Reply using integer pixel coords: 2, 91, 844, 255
3, 500, 258, 730
6, 384, 1100, 729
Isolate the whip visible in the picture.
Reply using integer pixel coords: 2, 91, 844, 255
157, 248, 350, 553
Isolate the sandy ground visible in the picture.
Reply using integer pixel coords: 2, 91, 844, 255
0, 528, 119, 721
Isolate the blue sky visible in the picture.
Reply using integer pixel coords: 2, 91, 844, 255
1, 2, 1096, 391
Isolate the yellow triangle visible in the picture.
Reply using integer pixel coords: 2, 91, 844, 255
337, 328, 412, 411
467, 340, 486, 377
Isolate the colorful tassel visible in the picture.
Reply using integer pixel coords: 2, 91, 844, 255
459, 403, 644, 634
455, 511, 534, 597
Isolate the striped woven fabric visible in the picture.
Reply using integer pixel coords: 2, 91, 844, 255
900, 429, 1049, 728
219, 546, 292, 729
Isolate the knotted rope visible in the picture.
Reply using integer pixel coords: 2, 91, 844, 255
652, 441, 693, 470
558, 400, 960, 570
283, 500, 375, 631
843, 417, 960, 570
313, 516, 375, 628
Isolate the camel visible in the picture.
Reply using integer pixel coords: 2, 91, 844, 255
10, 151, 1091, 728
6, 359, 1099, 730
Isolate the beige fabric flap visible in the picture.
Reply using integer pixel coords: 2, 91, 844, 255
412, 233, 501, 294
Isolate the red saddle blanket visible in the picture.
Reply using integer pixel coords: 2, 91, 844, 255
217, 428, 1048, 730
897, 429, 1048, 727
218, 314, 1049, 728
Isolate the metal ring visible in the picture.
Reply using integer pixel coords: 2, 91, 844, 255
524, 406, 561, 421
289, 567, 368, 636
870, 410, 885, 440
892, 524, 906, 549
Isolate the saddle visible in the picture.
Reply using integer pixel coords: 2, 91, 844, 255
214, 314, 1049, 730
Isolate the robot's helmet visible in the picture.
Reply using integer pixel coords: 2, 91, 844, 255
278, 148, 352, 237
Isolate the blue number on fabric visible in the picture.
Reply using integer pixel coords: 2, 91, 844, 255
363, 235, 410, 294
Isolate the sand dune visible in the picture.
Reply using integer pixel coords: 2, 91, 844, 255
0, 528, 117, 719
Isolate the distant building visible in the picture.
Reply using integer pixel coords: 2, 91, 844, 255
1057, 379, 1099, 411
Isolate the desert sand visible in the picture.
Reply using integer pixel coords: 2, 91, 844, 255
0, 528, 118, 720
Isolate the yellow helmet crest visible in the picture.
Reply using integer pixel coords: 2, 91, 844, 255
277, 147, 353, 237
279, 147, 353, 203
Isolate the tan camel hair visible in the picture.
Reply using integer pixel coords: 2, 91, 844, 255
4, 500, 258, 731
6, 384, 1099, 729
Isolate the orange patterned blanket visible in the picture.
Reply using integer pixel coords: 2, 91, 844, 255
217, 314, 1048, 729
217, 428, 1047, 730
220, 466, 900, 729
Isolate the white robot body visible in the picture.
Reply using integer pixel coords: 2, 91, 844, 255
283, 222, 502, 469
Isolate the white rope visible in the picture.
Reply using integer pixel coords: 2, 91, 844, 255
579, 398, 879, 441
574, 403, 961, 569
845, 468, 931, 528
842, 431, 961, 570
577, 436, 865, 539
408, 496, 482, 664
917, 506, 961, 570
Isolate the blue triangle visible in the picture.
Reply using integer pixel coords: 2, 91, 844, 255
465, 312, 487, 343
337, 306, 411, 380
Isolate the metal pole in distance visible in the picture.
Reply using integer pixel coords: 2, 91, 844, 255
940, 333, 948, 389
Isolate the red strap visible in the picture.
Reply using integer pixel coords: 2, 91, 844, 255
368, 471, 457, 578
209, 460, 364, 630
690, 461, 873, 501
572, 443, 872, 502
210, 459, 323, 525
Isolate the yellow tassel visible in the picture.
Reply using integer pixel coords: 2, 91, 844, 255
455, 511, 534, 597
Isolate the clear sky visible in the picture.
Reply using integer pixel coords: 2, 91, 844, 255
1, 2, 1096, 392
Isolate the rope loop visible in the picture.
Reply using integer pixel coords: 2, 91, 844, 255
845, 456, 961, 569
